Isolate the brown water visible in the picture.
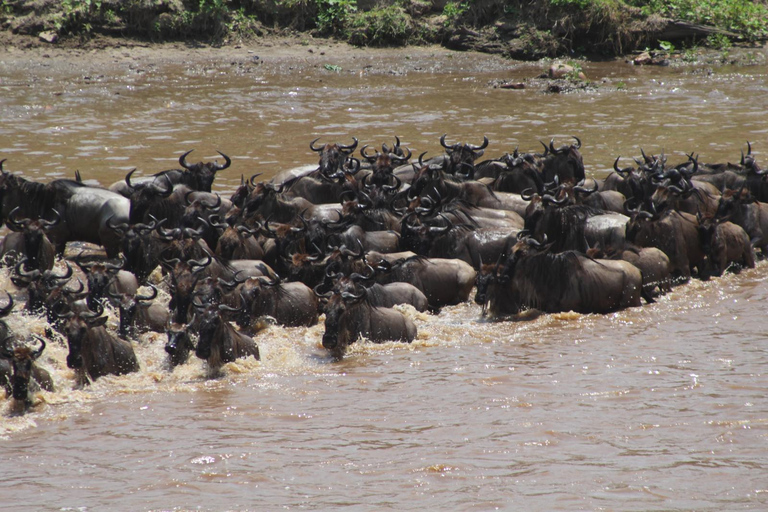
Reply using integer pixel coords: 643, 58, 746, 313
1, 47, 768, 511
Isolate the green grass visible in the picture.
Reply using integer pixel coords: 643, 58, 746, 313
630, 0, 768, 41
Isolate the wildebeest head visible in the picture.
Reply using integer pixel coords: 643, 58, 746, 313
124, 170, 174, 224
110, 284, 159, 339
178, 149, 231, 193
74, 253, 125, 310
440, 134, 489, 176
1, 335, 46, 403
310, 137, 358, 178
165, 323, 195, 369
321, 288, 367, 359
230, 173, 260, 209
5, 207, 60, 270
541, 137, 585, 184
109, 215, 165, 283
192, 300, 241, 360
361, 137, 411, 176
164, 254, 211, 324
12, 259, 76, 313
54, 302, 108, 370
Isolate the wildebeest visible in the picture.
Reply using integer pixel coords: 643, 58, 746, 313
697, 213, 755, 276
109, 284, 170, 338
107, 215, 166, 283
192, 301, 260, 373
541, 137, 585, 184
0, 207, 58, 271
370, 255, 476, 310
321, 288, 417, 360
625, 207, 705, 281
54, 302, 139, 385
73, 254, 139, 311
475, 236, 644, 317
165, 323, 196, 370
715, 187, 768, 257
439, 134, 489, 177
1, 335, 54, 410
0, 161, 130, 257
109, 150, 231, 196
320, 271, 429, 313
228, 274, 319, 329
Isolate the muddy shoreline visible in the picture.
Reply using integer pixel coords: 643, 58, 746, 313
3, 29, 767, 84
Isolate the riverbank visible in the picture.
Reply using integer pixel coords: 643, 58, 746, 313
2, 0, 768, 61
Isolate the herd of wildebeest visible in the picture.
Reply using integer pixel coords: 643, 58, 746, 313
0, 134, 766, 412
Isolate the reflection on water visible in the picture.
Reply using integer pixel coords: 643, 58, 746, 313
0, 50, 767, 510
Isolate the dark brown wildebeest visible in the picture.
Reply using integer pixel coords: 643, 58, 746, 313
0, 207, 58, 271
320, 287, 417, 360
0, 160, 130, 257
715, 186, 768, 257
54, 302, 139, 386
109, 284, 170, 339
1, 335, 54, 411
370, 254, 476, 310
697, 213, 756, 276
540, 137, 585, 184
226, 273, 319, 329
192, 300, 260, 373
439, 134, 489, 178
320, 271, 429, 313
625, 206, 705, 282
109, 149, 231, 196
107, 215, 166, 284
165, 323, 196, 370
474, 235, 644, 317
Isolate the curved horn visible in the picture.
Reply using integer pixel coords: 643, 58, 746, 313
542, 193, 568, 206
360, 145, 378, 161
313, 283, 333, 298
124, 168, 138, 190
179, 149, 195, 170
248, 173, 263, 187
309, 137, 324, 152
469, 136, 489, 151
439, 134, 453, 150
154, 173, 174, 197
572, 136, 581, 149
213, 151, 231, 171
520, 188, 536, 201
30, 335, 46, 360
188, 253, 212, 271
136, 284, 158, 302
37, 208, 61, 229
339, 137, 359, 153
6, 206, 27, 232
52, 261, 73, 281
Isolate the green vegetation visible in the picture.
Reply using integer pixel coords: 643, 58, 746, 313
1, 0, 766, 59
348, 4, 425, 46
631, 0, 768, 41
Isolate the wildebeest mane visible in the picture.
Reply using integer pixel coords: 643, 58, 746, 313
1, 175, 77, 222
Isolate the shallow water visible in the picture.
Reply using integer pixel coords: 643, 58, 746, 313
1, 48, 767, 510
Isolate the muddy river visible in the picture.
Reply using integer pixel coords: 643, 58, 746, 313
1, 44, 767, 510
